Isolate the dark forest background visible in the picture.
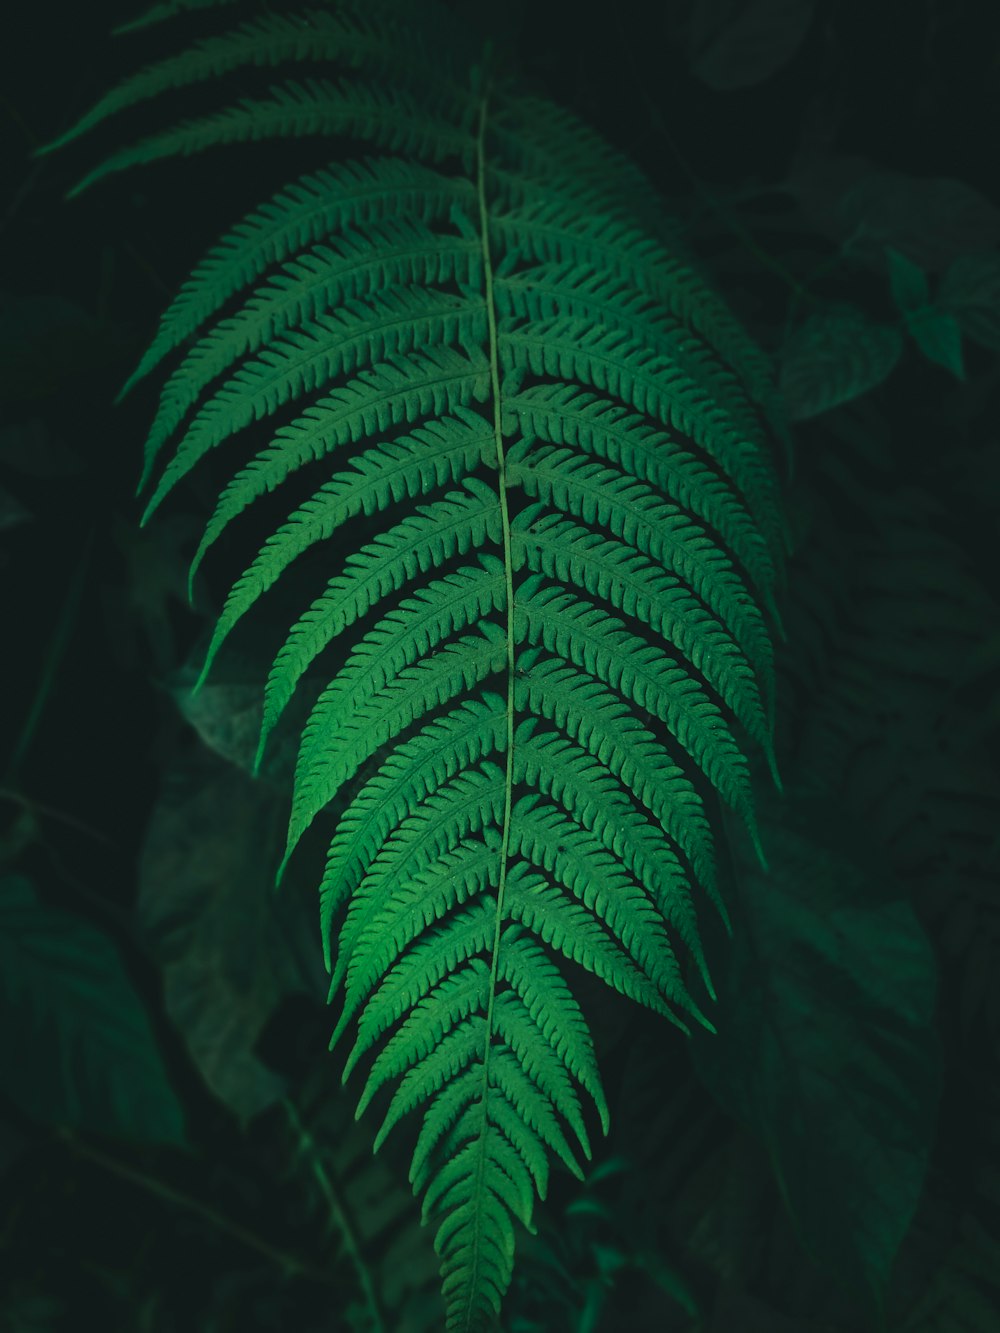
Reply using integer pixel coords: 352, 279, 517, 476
1, 1, 998, 1330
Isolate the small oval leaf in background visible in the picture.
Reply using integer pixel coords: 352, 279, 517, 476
0, 872, 185, 1144
838, 173, 1000, 272
905, 308, 965, 380
0, 485, 32, 533
778, 303, 903, 420
690, 804, 942, 1316
788, 156, 1000, 273
688, 0, 816, 90
886, 247, 966, 380
940, 251, 1000, 351
886, 246, 931, 314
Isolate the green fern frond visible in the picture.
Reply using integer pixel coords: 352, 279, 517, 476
259, 482, 502, 774
319, 695, 507, 957
111, 0, 242, 37
508, 439, 775, 698
51, 5, 786, 1326
186, 344, 491, 589
122, 158, 475, 403
497, 264, 774, 473
515, 725, 709, 914
287, 623, 508, 880
513, 657, 720, 910
515, 579, 758, 837
489, 201, 779, 421
64, 78, 477, 199
335, 833, 503, 1050
338, 766, 508, 993
349, 898, 498, 1067
511, 507, 777, 777
502, 320, 785, 563
47, 11, 405, 150
503, 865, 685, 1025
504, 380, 777, 608
142, 290, 488, 522
141, 222, 484, 490
198, 410, 494, 691
57, 6, 479, 154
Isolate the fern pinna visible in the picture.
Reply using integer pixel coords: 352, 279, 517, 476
45, 1, 787, 1325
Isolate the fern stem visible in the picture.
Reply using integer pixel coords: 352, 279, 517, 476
282, 1098, 387, 1333
458, 73, 517, 1330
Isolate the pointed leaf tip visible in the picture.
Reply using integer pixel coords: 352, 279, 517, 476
251, 736, 266, 779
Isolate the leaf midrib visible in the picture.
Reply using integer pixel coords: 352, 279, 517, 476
461, 77, 514, 1330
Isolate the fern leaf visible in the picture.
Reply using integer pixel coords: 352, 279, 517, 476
198, 411, 494, 688
341, 771, 508, 1004
490, 202, 778, 416
511, 507, 776, 772
508, 795, 698, 1019
513, 658, 719, 913
514, 725, 721, 959
321, 698, 507, 962
111, 0, 241, 37
121, 158, 474, 400
54, 9, 787, 1325
503, 865, 684, 1024
509, 440, 774, 699
497, 929, 608, 1133
497, 263, 773, 479
491, 95, 684, 244
358, 959, 491, 1115
500, 355, 774, 575
317, 561, 505, 722
335, 834, 503, 1048
65, 78, 476, 199
140, 222, 483, 490
259, 482, 502, 773
515, 579, 758, 838
46, 11, 394, 150
286, 625, 507, 875
142, 289, 487, 521
503, 319, 784, 558
188, 344, 491, 584
54, 7, 476, 155
350, 899, 498, 1070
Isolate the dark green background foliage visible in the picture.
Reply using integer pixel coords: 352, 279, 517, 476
1, 0, 997, 1329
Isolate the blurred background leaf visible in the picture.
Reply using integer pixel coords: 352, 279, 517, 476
137, 750, 323, 1122
690, 800, 943, 1317
940, 252, 1000, 351
687, 0, 817, 92
0, 871, 186, 1144
778, 303, 903, 420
